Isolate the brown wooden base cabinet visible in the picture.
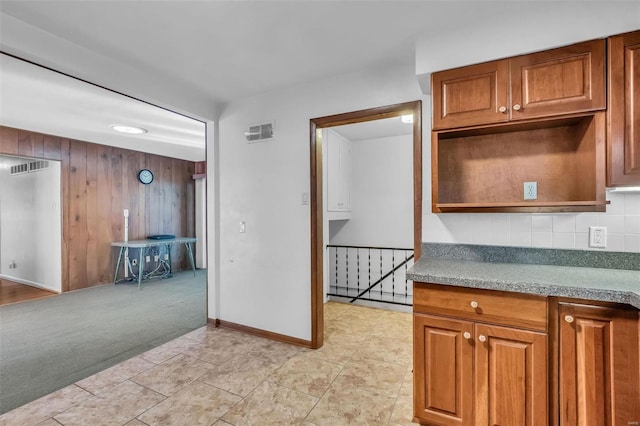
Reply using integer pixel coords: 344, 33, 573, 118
413, 283, 640, 426
413, 283, 548, 426
558, 303, 640, 426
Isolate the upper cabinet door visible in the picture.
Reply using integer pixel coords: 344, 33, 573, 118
510, 39, 606, 121
607, 30, 640, 186
432, 60, 509, 130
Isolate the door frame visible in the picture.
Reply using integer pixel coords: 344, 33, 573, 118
309, 100, 422, 348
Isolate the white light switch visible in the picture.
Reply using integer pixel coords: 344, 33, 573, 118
239, 221, 246, 233
301, 192, 309, 205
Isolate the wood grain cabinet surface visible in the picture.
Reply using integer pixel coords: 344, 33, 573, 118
413, 283, 640, 426
430, 38, 607, 213
413, 284, 548, 426
607, 30, 640, 187
432, 39, 605, 130
558, 303, 640, 426
431, 60, 509, 130
414, 313, 474, 426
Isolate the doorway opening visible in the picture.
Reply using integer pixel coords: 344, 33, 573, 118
0, 154, 62, 304
309, 100, 422, 348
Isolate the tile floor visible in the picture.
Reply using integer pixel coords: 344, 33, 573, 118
0, 302, 414, 426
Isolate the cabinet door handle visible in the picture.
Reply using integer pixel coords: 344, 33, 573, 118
564, 315, 574, 323
463, 331, 471, 340
478, 335, 487, 342
498, 106, 507, 113
470, 301, 479, 309
513, 104, 522, 111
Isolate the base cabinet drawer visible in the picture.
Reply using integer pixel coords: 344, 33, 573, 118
414, 282, 548, 331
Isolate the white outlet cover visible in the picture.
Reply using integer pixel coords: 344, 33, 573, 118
589, 226, 607, 248
524, 182, 537, 200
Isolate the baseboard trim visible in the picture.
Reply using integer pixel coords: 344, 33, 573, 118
212, 318, 312, 348
0, 274, 60, 293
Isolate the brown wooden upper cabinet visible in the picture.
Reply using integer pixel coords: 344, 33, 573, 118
607, 30, 640, 186
432, 39, 606, 130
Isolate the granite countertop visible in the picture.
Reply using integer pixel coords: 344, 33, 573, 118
407, 244, 640, 309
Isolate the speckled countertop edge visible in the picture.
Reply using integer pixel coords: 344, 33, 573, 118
408, 257, 640, 309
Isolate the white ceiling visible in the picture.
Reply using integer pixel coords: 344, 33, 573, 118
333, 117, 413, 142
0, 1, 449, 112
1, 54, 206, 161
0, 1, 636, 159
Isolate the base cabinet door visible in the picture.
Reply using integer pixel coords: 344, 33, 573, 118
414, 314, 474, 426
559, 303, 640, 426
475, 324, 548, 426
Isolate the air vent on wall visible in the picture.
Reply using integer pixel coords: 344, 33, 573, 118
10, 160, 50, 175
245, 121, 274, 143
29, 160, 49, 172
10, 163, 28, 175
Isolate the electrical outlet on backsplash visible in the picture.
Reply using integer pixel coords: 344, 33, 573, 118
424, 191, 640, 253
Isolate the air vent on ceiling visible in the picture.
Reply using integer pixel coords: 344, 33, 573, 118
10, 160, 50, 176
245, 121, 274, 143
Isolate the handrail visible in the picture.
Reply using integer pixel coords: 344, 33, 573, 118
327, 244, 413, 251
326, 244, 414, 306
350, 254, 414, 303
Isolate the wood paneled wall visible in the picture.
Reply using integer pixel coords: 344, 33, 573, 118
0, 126, 196, 292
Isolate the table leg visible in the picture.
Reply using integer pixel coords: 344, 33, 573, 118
166, 244, 172, 276
138, 248, 144, 290
186, 242, 196, 276
114, 247, 125, 284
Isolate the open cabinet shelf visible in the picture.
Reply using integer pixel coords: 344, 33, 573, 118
432, 113, 606, 213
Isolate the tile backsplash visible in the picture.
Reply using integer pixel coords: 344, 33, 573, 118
424, 191, 640, 253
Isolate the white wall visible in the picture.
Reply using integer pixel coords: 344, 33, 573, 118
214, 62, 424, 340
195, 178, 207, 269
0, 156, 62, 292
414, 2, 640, 92
210, 17, 640, 341
419, 100, 640, 253
423, 193, 640, 252
329, 134, 413, 249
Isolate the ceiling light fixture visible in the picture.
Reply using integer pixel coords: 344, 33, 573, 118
401, 114, 413, 124
110, 124, 148, 135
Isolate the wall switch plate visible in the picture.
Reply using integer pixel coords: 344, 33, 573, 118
589, 226, 607, 248
524, 182, 538, 200
240, 221, 246, 233
146, 255, 151, 262
301, 192, 309, 205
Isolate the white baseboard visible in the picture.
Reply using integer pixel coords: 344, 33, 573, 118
0, 274, 60, 293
